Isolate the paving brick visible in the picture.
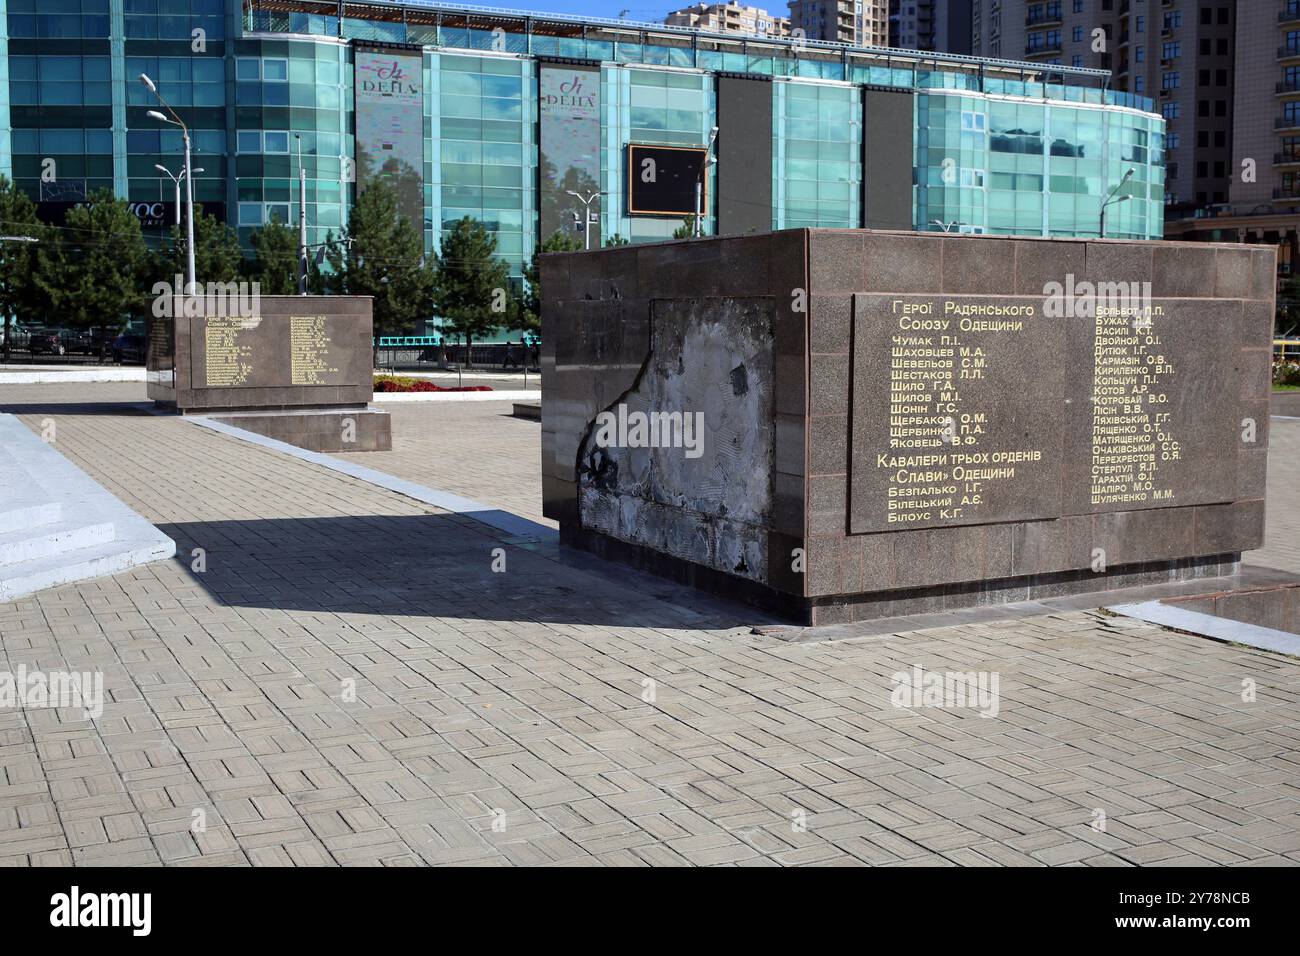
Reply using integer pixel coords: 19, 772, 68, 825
1, 382, 1298, 868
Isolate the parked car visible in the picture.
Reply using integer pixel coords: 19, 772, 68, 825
1, 320, 33, 350
111, 333, 146, 365
27, 329, 67, 356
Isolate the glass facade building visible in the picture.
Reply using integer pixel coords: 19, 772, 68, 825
0, 0, 1166, 288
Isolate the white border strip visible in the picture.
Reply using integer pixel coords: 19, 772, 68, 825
186, 415, 556, 543
1109, 599, 1300, 657
0, 368, 148, 384
372, 390, 540, 402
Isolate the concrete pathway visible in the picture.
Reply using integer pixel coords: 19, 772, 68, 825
0, 382, 1297, 866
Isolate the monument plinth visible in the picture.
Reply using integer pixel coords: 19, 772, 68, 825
541, 230, 1276, 625
147, 294, 391, 452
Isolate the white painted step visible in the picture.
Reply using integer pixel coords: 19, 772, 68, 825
0, 414, 176, 603
0, 501, 62, 534
0, 455, 62, 531
0, 520, 116, 567
0, 535, 175, 604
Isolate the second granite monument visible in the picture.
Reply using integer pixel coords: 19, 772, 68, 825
147, 294, 391, 452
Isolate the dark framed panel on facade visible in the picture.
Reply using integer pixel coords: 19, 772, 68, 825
627, 143, 708, 217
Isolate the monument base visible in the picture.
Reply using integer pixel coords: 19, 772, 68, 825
560, 524, 1242, 626
206, 406, 392, 452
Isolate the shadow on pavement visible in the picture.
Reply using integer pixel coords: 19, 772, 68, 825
0, 401, 153, 416
156, 512, 773, 631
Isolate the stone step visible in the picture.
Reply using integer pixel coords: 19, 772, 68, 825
0, 414, 176, 604
0, 520, 116, 567
0, 501, 62, 535
0, 535, 175, 604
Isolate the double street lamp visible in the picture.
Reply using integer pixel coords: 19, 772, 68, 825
139, 73, 196, 293
153, 164, 204, 228
565, 190, 603, 251
1100, 167, 1136, 239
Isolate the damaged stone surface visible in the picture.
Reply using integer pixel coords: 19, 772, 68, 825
542, 230, 1276, 625
576, 298, 775, 582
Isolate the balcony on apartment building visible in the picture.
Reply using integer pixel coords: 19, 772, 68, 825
1280, 43, 1300, 61
1282, 2, 1300, 28
1274, 152, 1300, 167
1026, 8, 1063, 28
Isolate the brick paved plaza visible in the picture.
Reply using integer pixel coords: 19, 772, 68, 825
1, 382, 1299, 866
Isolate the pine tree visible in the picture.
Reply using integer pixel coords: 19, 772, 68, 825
433, 216, 514, 367
156, 203, 243, 286
519, 230, 581, 338
0, 176, 52, 361
326, 181, 430, 358
58, 189, 148, 339
249, 215, 300, 295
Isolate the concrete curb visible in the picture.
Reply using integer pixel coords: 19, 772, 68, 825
0, 368, 147, 384
1109, 599, 1300, 657
372, 390, 541, 402
186, 415, 556, 543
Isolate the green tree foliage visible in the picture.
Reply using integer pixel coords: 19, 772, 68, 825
672, 215, 700, 239
0, 176, 56, 358
325, 181, 430, 346
248, 214, 300, 295
519, 230, 581, 337
433, 216, 515, 365
603, 234, 630, 247
57, 189, 148, 333
156, 203, 242, 286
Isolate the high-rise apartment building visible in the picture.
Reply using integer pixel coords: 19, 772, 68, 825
971, 0, 1112, 69
971, 3, 1235, 216
665, 2, 792, 36
787, 1, 889, 47
890, 0, 973, 55
1165, 0, 1300, 285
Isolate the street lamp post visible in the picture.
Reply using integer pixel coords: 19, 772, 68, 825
295, 133, 308, 295
930, 219, 966, 233
1100, 167, 1136, 239
565, 190, 603, 251
695, 126, 719, 238
140, 74, 196, 294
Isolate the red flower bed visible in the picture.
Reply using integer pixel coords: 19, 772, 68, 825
374, 377, 494, 393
